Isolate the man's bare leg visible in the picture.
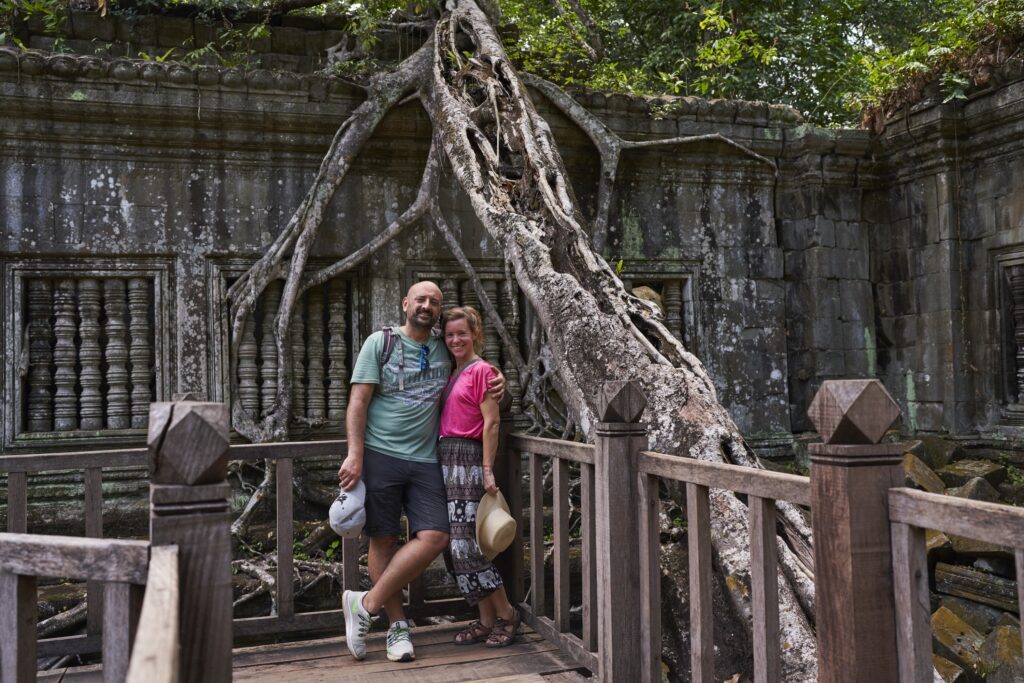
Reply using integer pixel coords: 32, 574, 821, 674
367, 536, 405, 623
364, 530, 449, 623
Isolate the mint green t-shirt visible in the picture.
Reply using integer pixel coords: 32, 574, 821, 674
350, 329, 452, 463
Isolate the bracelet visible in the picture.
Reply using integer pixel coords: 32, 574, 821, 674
483, 466, 493, 470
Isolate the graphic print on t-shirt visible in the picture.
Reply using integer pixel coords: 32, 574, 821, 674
380, 354, 450, 406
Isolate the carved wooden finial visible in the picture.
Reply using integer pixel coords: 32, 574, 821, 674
598, 380, 647, 423
148, 401, 229, 485
807, 379, 900, 444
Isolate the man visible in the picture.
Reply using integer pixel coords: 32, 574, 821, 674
338, 281, 503, 662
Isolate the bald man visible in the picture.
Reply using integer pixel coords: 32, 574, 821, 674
338, 281, 503, 663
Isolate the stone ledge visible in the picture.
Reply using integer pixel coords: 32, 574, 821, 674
0, 46, 363, 98
0, 44, 808, 130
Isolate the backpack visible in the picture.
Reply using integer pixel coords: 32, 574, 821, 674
378, 326, 450, 392
379, 327, 405, 391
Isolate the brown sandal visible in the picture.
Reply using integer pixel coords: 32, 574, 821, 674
484, 611, 520, 648
454, 620, 492, 645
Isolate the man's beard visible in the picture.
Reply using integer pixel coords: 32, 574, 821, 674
407, 310, 437, 330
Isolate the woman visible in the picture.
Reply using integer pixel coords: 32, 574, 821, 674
437, 306, 520, 647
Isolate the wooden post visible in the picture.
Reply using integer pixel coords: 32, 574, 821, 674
0, 572, 36, 683
148, 400, 232, 683
807, 379, 905, 682
493, 411, 524, 603
594, 380, 647, 683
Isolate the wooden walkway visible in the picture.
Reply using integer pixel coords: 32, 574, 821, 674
37, 622, 591, 683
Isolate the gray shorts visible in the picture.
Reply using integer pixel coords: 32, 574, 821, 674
362, 447, 450, 538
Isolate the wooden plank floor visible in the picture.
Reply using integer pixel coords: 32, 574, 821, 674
39, 621, 592, 683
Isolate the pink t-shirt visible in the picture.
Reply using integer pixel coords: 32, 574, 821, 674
439, 361, 496, 440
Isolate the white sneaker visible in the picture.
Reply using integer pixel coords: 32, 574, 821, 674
386, 620, 415, 662
342, 590, 374, 660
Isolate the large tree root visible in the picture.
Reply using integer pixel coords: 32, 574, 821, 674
427, 2, 817, 676
224, 0, 818, 674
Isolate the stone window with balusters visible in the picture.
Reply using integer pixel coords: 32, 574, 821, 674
3, 259, 171, 449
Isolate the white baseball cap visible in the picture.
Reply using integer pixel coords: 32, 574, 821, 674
329, 480, 366, 539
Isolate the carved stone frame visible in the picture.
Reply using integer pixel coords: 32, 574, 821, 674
993, 250, 1024, 421
1, 257, 174, 452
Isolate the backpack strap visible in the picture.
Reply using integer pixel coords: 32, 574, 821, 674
379, 327, 405, 391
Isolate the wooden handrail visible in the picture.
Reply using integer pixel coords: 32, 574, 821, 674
229, 439, 343, 462
0, 447, 147, 473
126, 546, 180, 683
637, 450, 811, 506
508, 434, 595, 464
0, 439, 345, 473
889, 487, 1024, 545
0, 533, 150, 583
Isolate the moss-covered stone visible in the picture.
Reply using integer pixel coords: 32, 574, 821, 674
946, 476, 1002, 503
932, 654, 966, 683
937, 461, 1007, 488
931, 605, 985, 671
905, 453, 946, 493
938, 596, 1005, 636
981, 625, 1023, 671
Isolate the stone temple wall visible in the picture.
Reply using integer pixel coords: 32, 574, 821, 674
875, 76, 1024, 436
2, 14, 1024, 461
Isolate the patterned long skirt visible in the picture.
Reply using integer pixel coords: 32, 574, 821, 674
437, 436, 504, 606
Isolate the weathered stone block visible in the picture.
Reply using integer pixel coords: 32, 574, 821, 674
938, 596, 1004, 636
271, 27, 308, 55
981, 625, 1023, 674
904, 453, 946, 493
938, 460, 1007, 488
916, 434, 964, 468
156, 16, 194, 48
933, 655, 966, 683
931, 606, 985, 672
947, 476, 1001, 503
71, 11, 116, 41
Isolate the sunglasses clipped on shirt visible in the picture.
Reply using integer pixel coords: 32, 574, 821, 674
418, 344, 430, 371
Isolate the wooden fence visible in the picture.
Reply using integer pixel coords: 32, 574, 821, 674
0, 440, 465, 662
3, 380, 1024, 682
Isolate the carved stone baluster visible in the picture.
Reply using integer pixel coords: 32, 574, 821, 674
26, 279, 54, 432
440, 278, 458, 309
481, 279, 501, 366
260, 280, 282, 417
305, 285, 326, 421
53, 278, 79, 431
461, 279, 480, 312
290, 295, 307, 420
128, 278, 153, 428
663, 280, 684, 342
78, 279, 103, 430
104, 279, 130, 429
498, 282, 522, 413
237, 310, 259, 417
326, 279, 348, 425
1010, 265, 1024, 404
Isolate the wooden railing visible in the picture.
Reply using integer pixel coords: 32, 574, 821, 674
5, 383, 1024, 683
0, 533, 152, 682
0, 435, 470, 659
506, 434, 599, 674
889, 488, 1024, 682
636, 451, 811, 682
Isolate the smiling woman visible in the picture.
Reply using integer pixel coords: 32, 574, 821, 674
438, 305, 520, 647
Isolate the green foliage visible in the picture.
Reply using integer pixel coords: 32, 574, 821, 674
3, 0, 1023, 126
498, 0, 1024, 125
